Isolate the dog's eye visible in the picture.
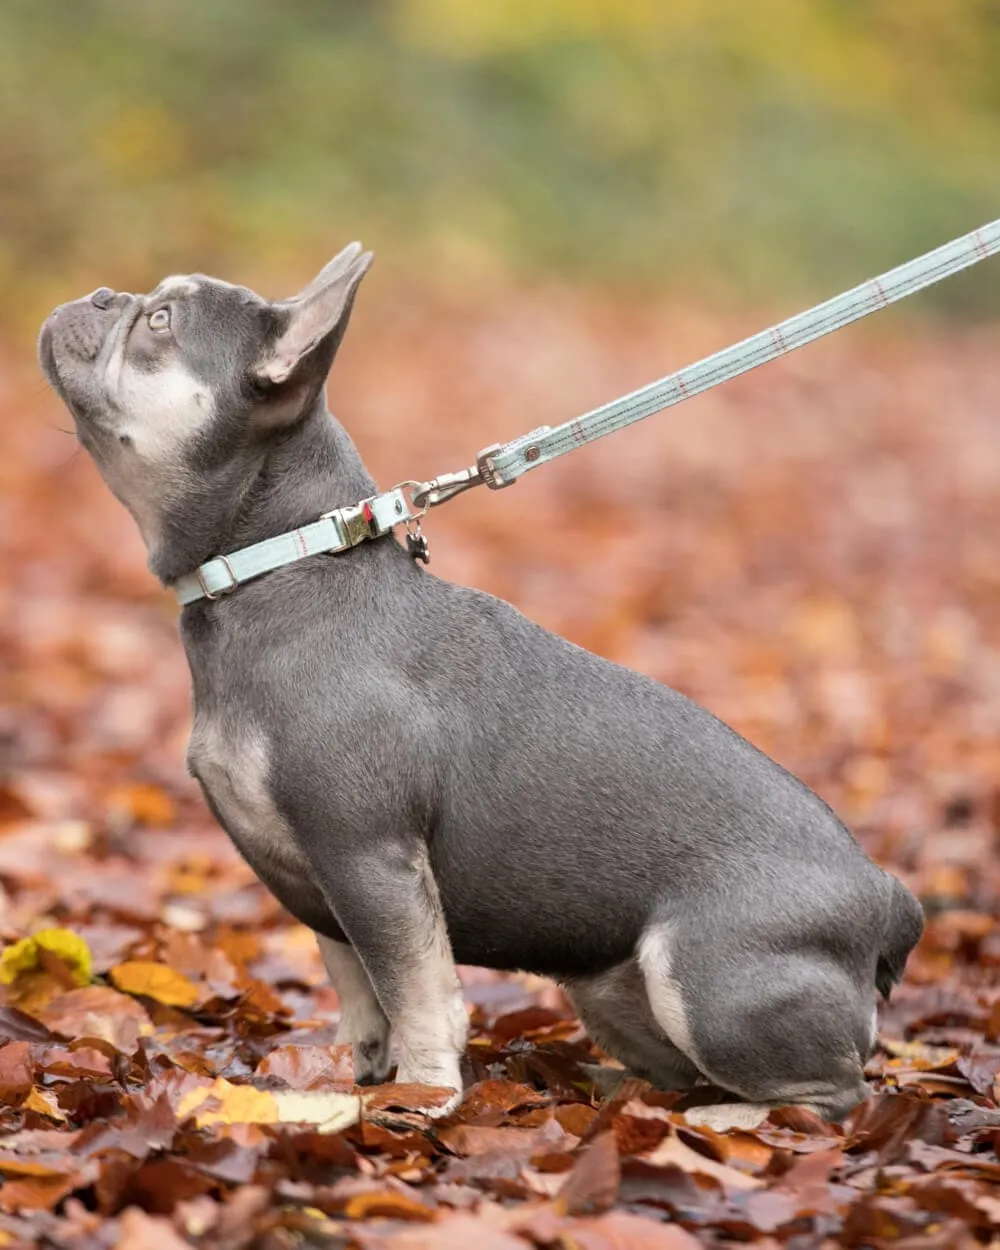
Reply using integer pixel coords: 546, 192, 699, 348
147, 308, 171, 332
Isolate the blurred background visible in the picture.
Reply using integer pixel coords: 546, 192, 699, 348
3, 0, 1000, 323
2, 3, 999, 1004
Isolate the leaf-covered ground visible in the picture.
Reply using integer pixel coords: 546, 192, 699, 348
2, 292, 1000, 1247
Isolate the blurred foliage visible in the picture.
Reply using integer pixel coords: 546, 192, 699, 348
2, 0, 1000, 329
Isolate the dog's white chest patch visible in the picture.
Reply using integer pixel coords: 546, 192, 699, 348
187, 719, 313, 886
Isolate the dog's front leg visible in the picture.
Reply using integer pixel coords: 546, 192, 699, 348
315, 843, 468, 1111
316, 936, 391, 1085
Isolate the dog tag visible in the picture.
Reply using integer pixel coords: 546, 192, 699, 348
406, 527, 430, 565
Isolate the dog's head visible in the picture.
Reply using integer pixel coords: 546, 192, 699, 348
38, 243, 372, 560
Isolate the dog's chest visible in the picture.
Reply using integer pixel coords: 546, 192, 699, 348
186, 718, 328, 922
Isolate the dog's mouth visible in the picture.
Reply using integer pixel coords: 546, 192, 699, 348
38, 297, 138, 426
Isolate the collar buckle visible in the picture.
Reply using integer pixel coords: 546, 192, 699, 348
196, 554, 239, 600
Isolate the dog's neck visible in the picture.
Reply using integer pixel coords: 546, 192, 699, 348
148, 399, 377, 585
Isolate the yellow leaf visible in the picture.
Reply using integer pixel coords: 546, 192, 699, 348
0, 928, 92, 987
178, 1079, 278, 1128
109, 961, 200, 1008
176, 1078, 361, 1132
22, 1088, 67, 1122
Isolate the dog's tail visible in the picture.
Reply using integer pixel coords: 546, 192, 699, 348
875, 874, 924, 1000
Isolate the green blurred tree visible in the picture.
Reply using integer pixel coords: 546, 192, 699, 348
2, 0, 998, 327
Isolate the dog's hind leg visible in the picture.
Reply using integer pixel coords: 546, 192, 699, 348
564, 960, 699, 1092
638, 922, 871, 1128
317, 935, 391, 1085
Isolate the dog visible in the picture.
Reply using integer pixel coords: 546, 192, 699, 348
38, 243, 924, 1128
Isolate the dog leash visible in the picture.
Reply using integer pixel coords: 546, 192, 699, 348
175, 217, 1000, 606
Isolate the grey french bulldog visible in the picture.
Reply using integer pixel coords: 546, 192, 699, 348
38, 243, 923, 1128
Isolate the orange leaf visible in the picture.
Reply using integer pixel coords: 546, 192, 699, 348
109, 961, 200, 1008
104, 782, 176, 827
342, 1190, 436, 1222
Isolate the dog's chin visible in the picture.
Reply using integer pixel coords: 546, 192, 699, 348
38, 320, 116, 437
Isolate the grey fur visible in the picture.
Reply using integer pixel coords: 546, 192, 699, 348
38, 247, 924, 1121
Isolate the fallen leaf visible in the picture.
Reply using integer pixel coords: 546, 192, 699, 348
256, 1043, 353, 1089
643, 1128, 763, 1190
556, 1130, 621, 1215
438, 1118, 567, 1158
0, 929, 92, 987
109, 961, 200, 1008
0, 1173, 79, 1214
38, 1045, 114, 1081
105, 782, 176, 828
0, 1041, 33, 1103
273, 1090, 362, 1132
21, 1087, 68, 1121
342, 1189, 437, 1221
177, 1077, 361, 1132
36, 984, 153, 1054
362, 1083, 461, 1117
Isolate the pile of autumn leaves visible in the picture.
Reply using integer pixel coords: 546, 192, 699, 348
0, 899, 998, 1248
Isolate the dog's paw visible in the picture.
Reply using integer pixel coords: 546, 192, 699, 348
395, 1052, 463, 1117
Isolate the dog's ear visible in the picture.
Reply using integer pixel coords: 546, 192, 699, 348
256, 243, 373, 391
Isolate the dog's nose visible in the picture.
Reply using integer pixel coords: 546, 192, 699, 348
89, 287, 117, 310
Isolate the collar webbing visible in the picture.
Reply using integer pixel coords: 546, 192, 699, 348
172, 487, 416, 605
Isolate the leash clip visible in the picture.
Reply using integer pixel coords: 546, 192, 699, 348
411, 466, 482, 511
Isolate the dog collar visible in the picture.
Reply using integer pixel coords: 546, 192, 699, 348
171, 445, 519, 606
172, 486, 422, 605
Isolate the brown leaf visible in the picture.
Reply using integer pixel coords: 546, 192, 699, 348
491, 1005, 573, 1041
38, 1045, 114, 1081
556, 1102, 600, 1138
0, 1041, 34, 1103
956, 1044, 1000, 1097
642, 1128, 763, 1190
256, 1043, 353, 1090
362, 1082, 461, 1117
0, 1173, 80, 1214
438, 1117, 567, 1158
0, 1005, 55, 1043
36, 985, 153, 1054
458, 1078, 550, 1119
556, 1130, 621, 1215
